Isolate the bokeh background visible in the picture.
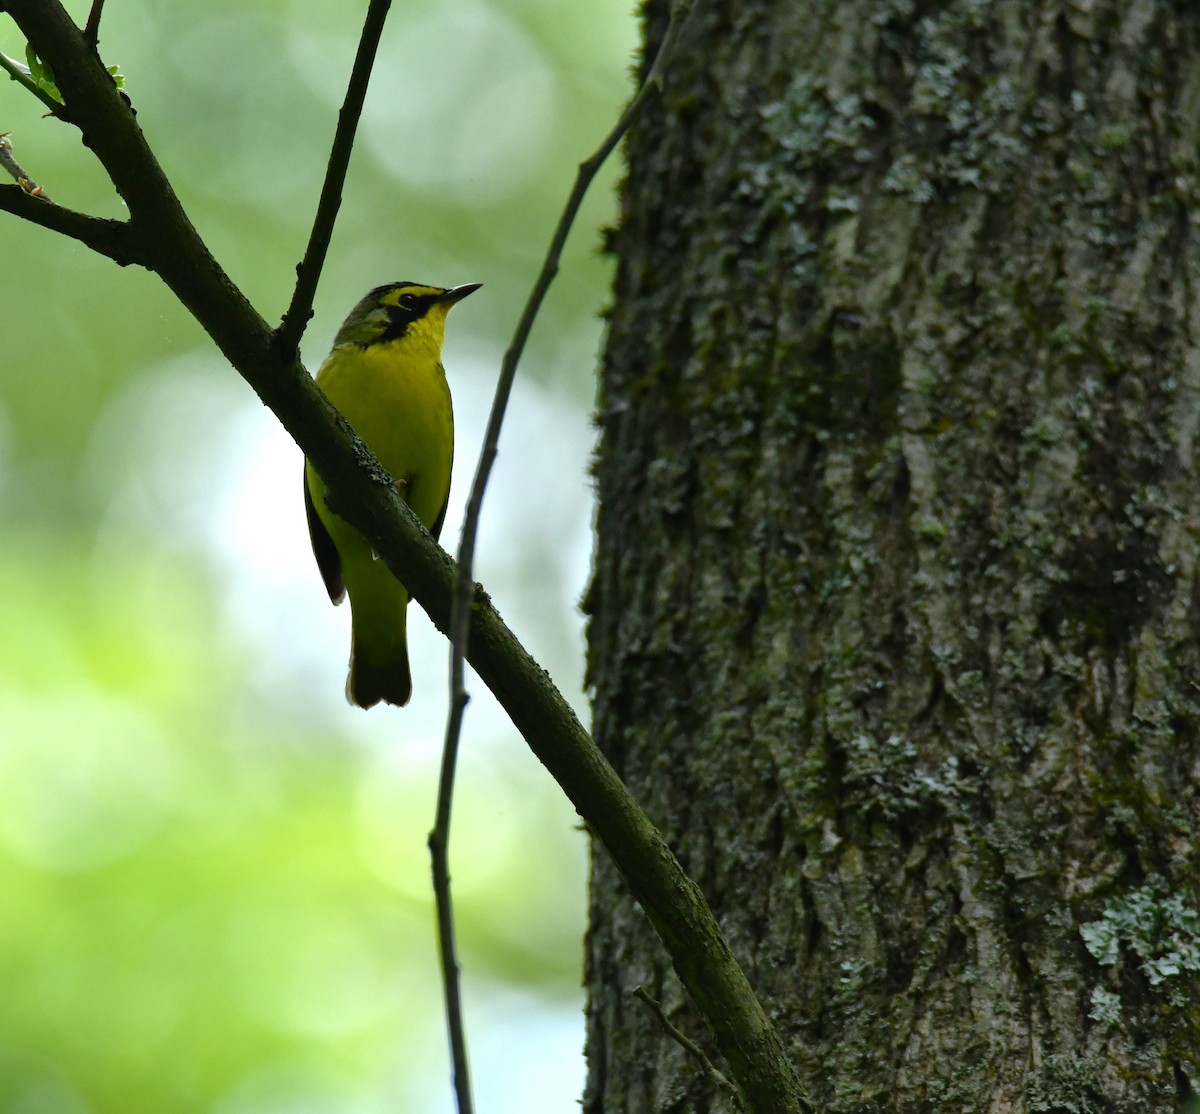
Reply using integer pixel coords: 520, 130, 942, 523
0, 0, 636, 1109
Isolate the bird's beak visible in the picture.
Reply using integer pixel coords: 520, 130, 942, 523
439, 283, 482, 305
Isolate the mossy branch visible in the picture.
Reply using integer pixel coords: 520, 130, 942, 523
0, 2, 811, 1110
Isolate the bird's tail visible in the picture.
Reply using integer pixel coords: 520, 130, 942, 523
346, 596, 412, 708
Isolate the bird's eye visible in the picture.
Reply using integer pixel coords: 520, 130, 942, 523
396, 293, 418, 310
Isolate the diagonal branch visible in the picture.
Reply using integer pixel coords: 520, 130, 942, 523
275, 0, 393, 357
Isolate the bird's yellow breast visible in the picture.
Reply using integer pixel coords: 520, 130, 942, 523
314, 338, 454, 530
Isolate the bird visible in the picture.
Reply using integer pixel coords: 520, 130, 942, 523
303, 280, 480, 708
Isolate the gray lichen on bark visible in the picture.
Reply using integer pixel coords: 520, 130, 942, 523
585, 0, 1200, 1110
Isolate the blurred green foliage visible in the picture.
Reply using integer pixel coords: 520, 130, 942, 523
0, 0, 633, 1109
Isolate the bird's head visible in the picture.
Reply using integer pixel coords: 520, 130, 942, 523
332, 281, 481, 357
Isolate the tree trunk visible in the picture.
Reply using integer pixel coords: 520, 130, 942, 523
584, 1, 1200, 1110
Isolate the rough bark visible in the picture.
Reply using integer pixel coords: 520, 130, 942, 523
585, 1, 1200, 1111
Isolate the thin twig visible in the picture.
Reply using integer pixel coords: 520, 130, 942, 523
428, 782, 473, 1114
428, 6, 694, 1114
82, 0, 105, 48
275, 0, 392, 357
0, 50, 63, 114
447, 0, 694, 708
0, 132, 48, 197
633, 986, 743, 1109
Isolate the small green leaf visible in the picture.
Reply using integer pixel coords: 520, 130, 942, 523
23, 45, 62, 103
